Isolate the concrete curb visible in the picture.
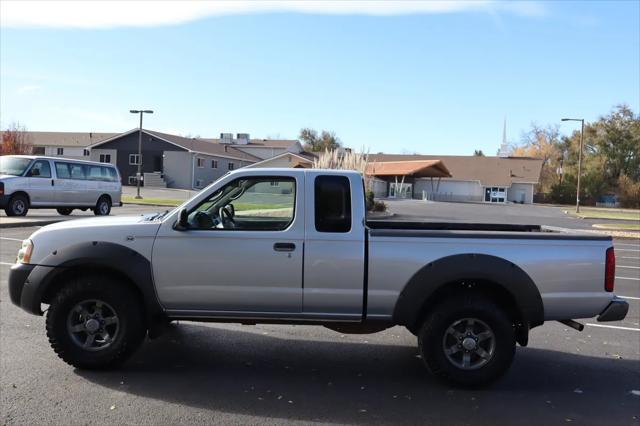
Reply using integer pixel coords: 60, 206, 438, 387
122, 202, 180, 208
367, 212, 395, 219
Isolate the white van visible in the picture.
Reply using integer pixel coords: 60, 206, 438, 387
0, 155, 122, 217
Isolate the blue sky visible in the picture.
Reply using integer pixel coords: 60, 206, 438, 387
1, 1, 638, 155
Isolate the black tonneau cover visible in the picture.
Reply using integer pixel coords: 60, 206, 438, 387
366, 221, 541, 232
365, 220, 611, 241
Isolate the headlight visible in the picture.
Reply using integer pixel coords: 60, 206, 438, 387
16, 239, 33, 264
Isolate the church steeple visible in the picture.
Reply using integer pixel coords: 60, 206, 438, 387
498, 116, 509, 157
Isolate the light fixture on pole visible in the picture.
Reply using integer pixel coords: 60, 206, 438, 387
129, 109, 154, 199
561, 118, 585, 213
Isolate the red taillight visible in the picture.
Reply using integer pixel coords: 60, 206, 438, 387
605, 247, 615, 292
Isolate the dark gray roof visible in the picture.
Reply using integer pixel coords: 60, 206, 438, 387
144, 130, 263, 162
20, 131, 118, 147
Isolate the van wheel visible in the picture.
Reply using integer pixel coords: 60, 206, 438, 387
417, 295, 515, 387
46, 275, 146, 369
4, 194, 29, 216
94, 196, 111, 216
56, 208, 73, 216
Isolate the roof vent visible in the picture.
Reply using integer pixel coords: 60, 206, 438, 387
220, 133, 234, 144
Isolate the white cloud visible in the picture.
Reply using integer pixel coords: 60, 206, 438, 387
16, 84, 42, 93
1, 1, 547, 29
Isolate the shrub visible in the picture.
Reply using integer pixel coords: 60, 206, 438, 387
617, 175, 640, 208
372, 200, 387, 212
365, 190, 375, 211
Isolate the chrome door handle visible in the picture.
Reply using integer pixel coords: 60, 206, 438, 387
273, 242, 296, 252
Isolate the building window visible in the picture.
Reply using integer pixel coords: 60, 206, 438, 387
228, 162, 235, 170
484, 187, 507, 203
99, 154, 111, 163
128, 176, 138, 185
32, 146, 45, 155
270, 181, 280, 187
129, 154, 141, 165
211, 160, 218, 169
83, 149, 90, 157
56, 147, 64, 156
197, 158, 205, 168
195, 179, 203, 188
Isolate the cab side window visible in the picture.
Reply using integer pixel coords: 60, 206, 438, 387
189, 177, 296, 231
30, 160, 51, 178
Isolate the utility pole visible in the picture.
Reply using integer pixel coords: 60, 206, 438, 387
561, 118, 585, 213
129, 109, 154, 199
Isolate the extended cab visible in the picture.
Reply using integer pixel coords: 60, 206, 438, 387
8, 168, 628, 386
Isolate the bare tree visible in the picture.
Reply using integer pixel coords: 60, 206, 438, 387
1, 122, 32, 155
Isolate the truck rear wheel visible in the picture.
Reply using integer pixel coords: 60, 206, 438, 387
417, 296, 515, 387
46, 275, 146, 369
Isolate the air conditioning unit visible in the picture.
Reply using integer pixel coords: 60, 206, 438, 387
236, 133, 250, 145
220, 133, 234, 144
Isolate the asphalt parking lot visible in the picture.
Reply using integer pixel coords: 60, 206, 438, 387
0, 208, 639, 425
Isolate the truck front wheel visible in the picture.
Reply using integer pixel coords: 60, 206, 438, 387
46, 275, 146, 369
417, 296, 515, 387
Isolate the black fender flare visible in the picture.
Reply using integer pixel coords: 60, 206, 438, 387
21, 241, 166, 328
392, 253, 544, 329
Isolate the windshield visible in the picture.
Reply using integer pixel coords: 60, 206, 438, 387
0, 156, 33, 176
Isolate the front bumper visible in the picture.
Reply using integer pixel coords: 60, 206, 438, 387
0, 194, 9, 209
8, 263, 35, 307
597, 298, 629, 322
8, 263, 57, 315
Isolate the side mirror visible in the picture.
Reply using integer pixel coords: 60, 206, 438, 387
174, 208, 189, 230
226, 203, 235, 217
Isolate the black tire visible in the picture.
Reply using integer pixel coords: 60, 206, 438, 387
94, 196, 111, 216
46, 275, 146, 369
4, 193, 29, 216
56, 208, 73, 216
417, 295, 515, 387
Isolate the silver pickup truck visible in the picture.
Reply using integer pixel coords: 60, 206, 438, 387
8, 168, 628, 386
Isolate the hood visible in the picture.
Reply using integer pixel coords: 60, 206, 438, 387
27, 215, 164, 265
0, 175, 19, 181
36, 214, 160, 233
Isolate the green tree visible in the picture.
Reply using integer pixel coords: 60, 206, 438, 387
299, 128, 341, 152
589, 104, 640, 182
473, 150, 485, 156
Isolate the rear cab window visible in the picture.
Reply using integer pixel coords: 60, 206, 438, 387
314, 175, 352, 233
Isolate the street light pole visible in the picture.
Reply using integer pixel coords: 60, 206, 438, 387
561, 118, 585, 213
129, 109, 154, 199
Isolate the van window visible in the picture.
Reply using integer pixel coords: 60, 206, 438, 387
314, 175, 351, 233
69, 163, 86, 180
55, 162, 71, 179
30, 160, 51, 178
106, 167, 118, 182
86, 165, 116, 182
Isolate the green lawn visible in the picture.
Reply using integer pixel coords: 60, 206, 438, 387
234, 203, 290, 211
592, 223, 640, 231
122, 196, 182, 206
123, 196, 289, 211
573, 207, 640, 221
